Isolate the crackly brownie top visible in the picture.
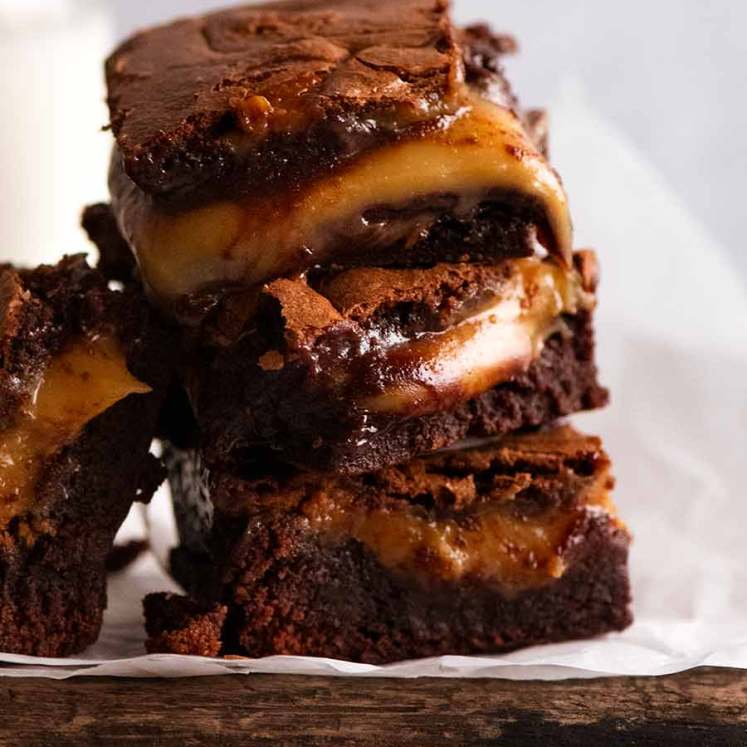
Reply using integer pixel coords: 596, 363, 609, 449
216, 425, 612, 517
202, 251, 597, 350
262, 262, 525, 349
106, 0, 516, 200
195, 425, 620, 589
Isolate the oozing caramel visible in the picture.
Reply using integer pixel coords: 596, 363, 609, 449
301, 480, 618, 590
113, 93, 572, 304
339, 258, 592, 416
0, 337, 151, 531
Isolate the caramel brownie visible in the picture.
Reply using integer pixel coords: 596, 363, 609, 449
145, 426, 632, 663
177, 251, 607, 474
0, 256, 168, 657
105, 0, 572, 321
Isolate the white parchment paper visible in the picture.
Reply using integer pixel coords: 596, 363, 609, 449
1, 83, 745, 679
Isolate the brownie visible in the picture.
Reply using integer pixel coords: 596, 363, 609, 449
145, 426, 632, 663
82, 199, 606, 474
172, 251, 607, 474
104, 2, 572, 319
144, 595, 227, 658
0, 257, 168, 657
107, 1, 511, 202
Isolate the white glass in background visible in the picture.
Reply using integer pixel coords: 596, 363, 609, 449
0, 0, 113, 267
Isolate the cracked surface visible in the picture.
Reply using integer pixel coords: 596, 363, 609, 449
106, 0, 517, 202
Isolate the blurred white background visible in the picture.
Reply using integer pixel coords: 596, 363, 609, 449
114, 0, 747, 280
0, 0, 112, 265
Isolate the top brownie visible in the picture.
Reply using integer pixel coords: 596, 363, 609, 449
106, 0, 572, 319
107, 0, 508, 202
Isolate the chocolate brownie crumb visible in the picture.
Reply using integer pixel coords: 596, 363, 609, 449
144, 593, 227, 657
146, 427, 632, 663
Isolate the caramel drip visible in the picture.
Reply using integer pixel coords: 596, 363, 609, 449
117, 91, 572, 302
302, 484, 618, 590
0, 337, 151, 531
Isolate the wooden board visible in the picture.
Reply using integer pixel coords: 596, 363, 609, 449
1, 667, 745, 745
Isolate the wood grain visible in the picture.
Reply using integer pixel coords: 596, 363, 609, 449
0, 668, 745, 745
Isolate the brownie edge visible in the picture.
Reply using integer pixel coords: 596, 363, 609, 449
146, 525, 631, 663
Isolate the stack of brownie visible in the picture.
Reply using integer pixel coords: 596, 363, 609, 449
0, 0, 632, 661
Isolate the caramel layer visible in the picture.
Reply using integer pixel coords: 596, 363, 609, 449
301, 479, 618, 590
114, 94, 572, 303
0, 337, 151, 531
329, 258, 591, 416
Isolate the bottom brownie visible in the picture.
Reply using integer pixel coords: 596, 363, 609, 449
146, 426, 632, 663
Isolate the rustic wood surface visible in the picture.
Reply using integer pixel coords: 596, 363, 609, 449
0, 667, 745, 745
